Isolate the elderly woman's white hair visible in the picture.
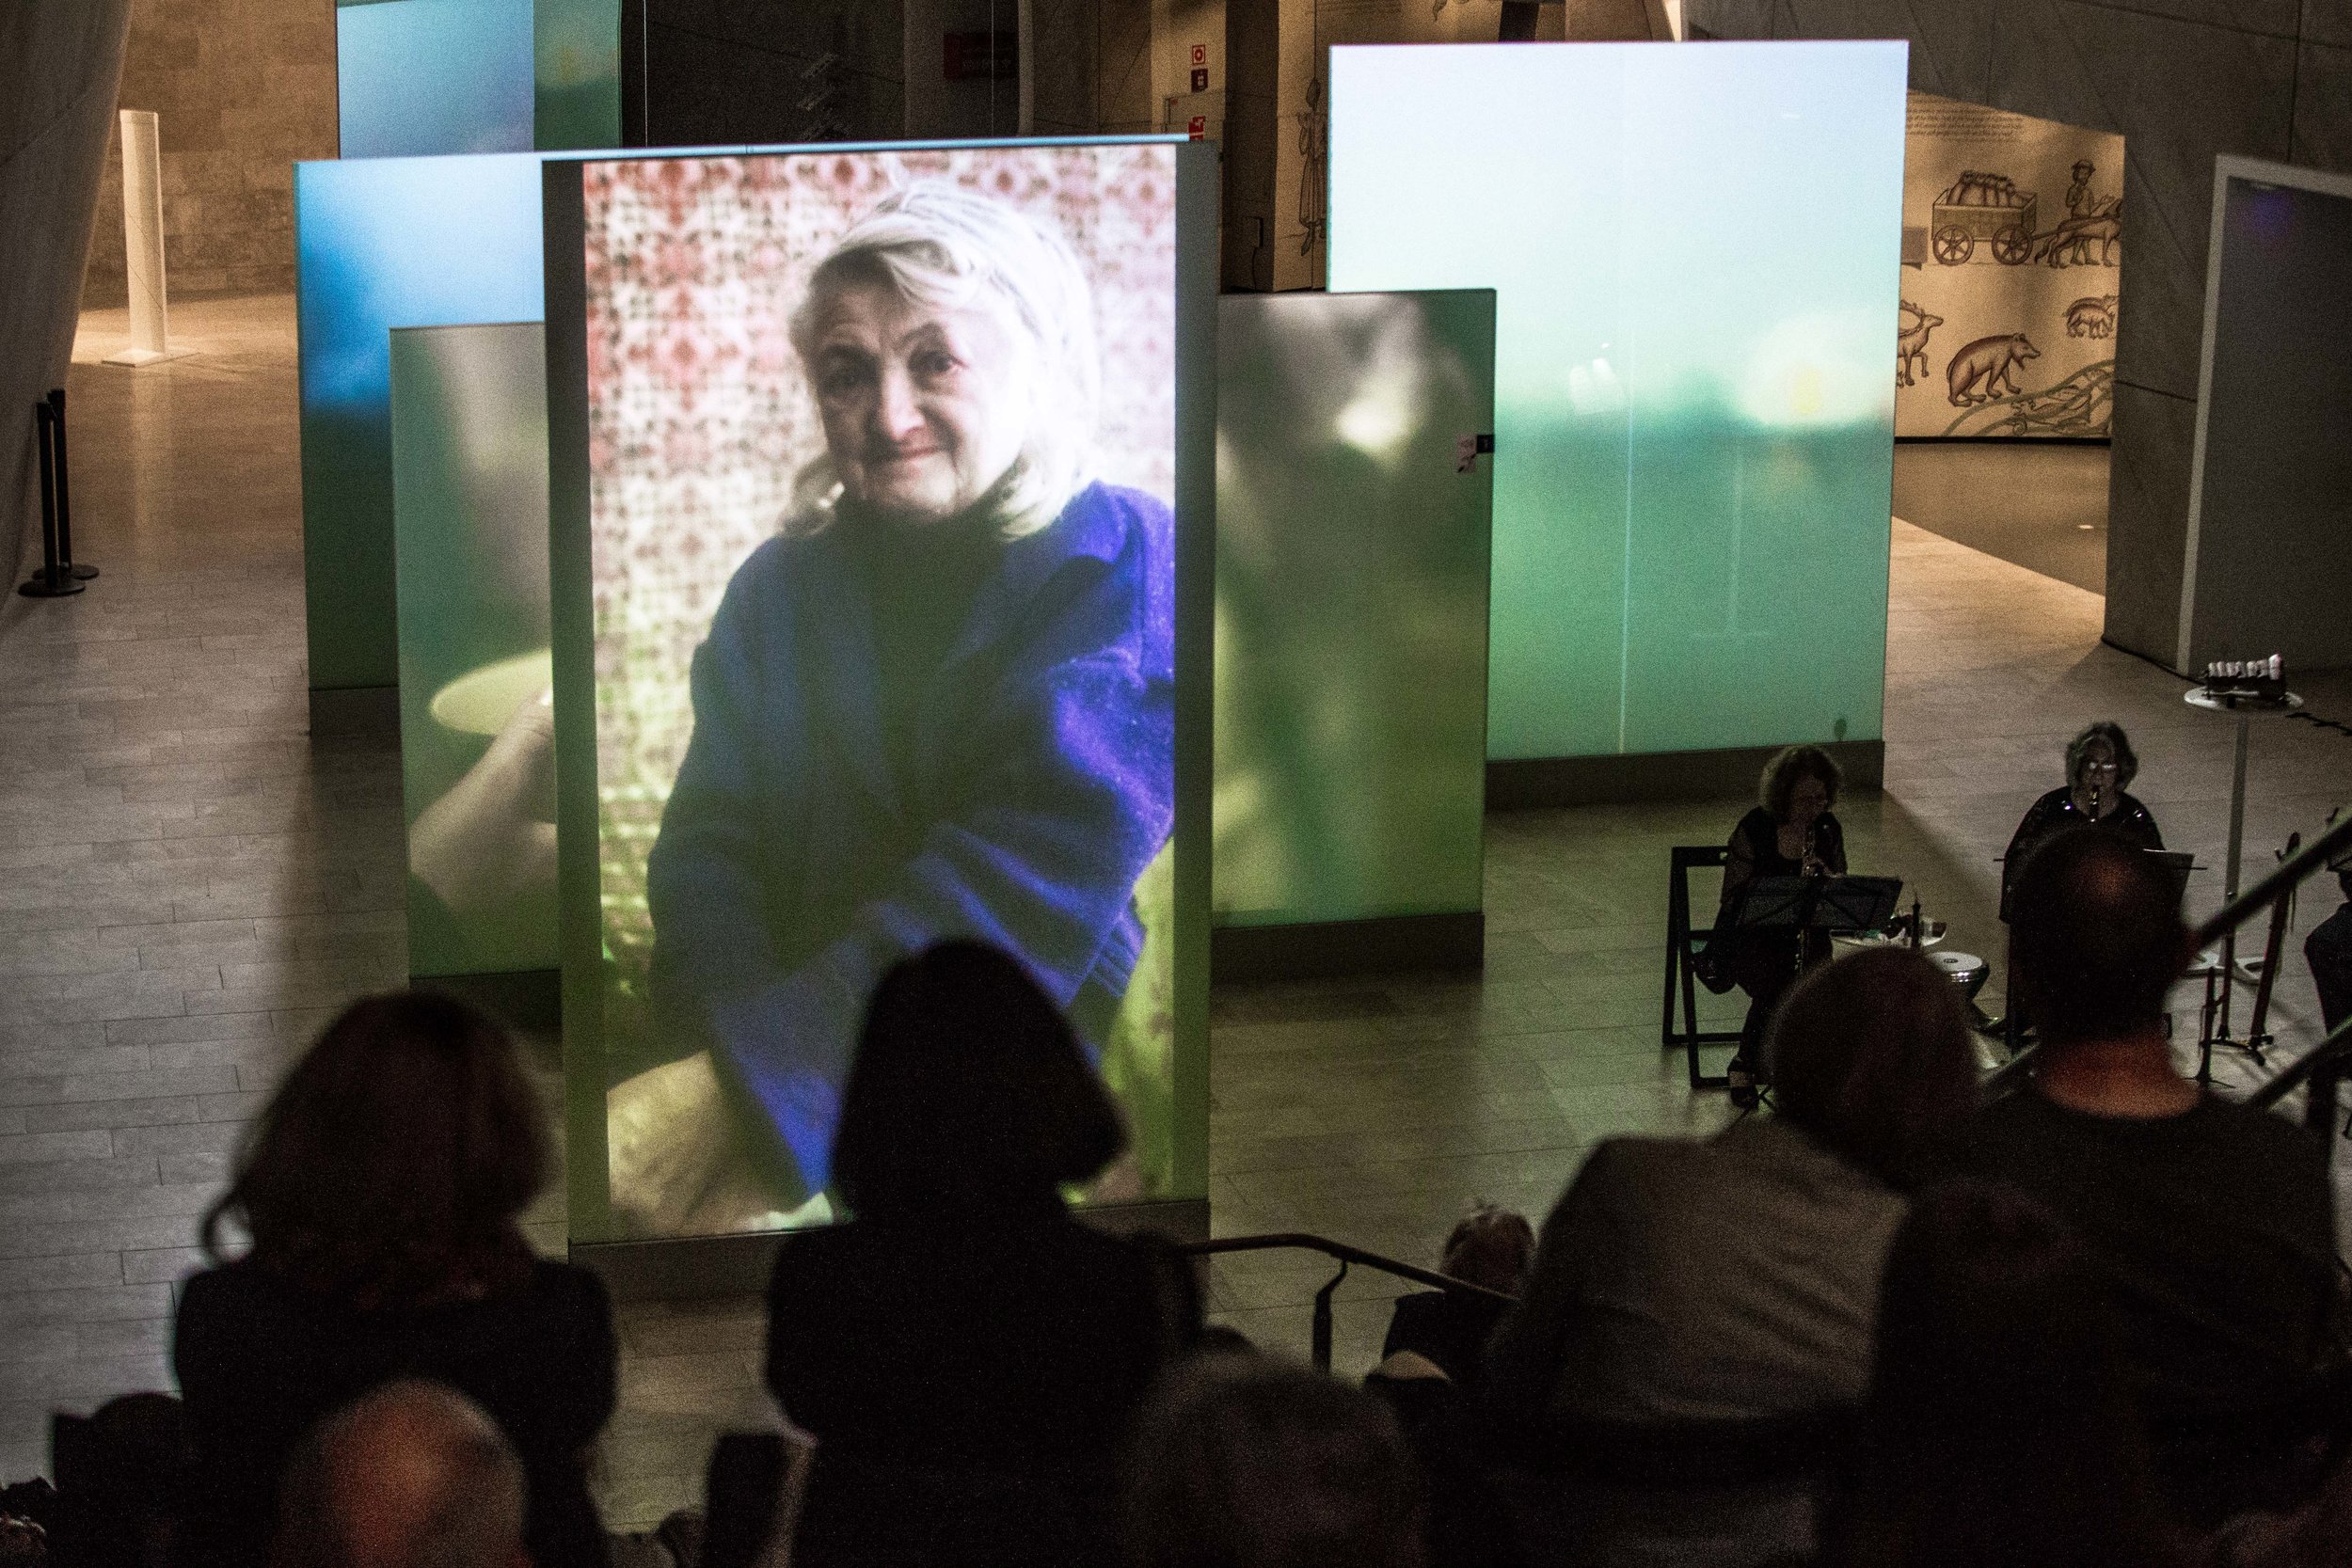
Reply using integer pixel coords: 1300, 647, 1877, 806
787, 181, 1102, 538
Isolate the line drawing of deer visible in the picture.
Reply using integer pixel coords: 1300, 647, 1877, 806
1897, 301, 1943, 388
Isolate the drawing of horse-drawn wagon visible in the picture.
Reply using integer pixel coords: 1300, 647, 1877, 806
1931, 170, 2039, 266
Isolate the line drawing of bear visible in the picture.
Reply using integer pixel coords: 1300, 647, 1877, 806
1947, 333, 2040, 405
2066, 295, 2119, 340
1897, 301, 1944, 388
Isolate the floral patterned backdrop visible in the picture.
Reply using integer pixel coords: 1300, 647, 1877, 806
581, 147, 1179, 973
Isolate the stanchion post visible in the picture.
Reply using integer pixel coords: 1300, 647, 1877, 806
48, 388, 95, 581
21, 402, 85, 598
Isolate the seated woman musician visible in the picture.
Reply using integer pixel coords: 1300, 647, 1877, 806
2000, 721, 2163, 921
1715, 744, 1847, 1104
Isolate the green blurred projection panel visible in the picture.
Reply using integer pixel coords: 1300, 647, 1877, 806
1327, 42, 1905, 763
535, 0, 621, 150
1214, 292, 1494, 928
390, 325, 559, 979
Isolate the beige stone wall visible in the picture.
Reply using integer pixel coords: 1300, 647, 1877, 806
81, 0, 336, 306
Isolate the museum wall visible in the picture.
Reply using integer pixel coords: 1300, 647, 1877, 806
629, 0, 1144, 144
1897, 94, 2123, 438
1681, 0, 2352, 666
80, 0, 336, 306
2, 3, 133, 602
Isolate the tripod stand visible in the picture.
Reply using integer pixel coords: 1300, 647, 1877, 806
2197, 832, 2298, 1084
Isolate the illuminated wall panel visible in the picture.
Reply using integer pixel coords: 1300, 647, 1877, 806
390, 324, 559, 979
295, 153, 548, 690
1327, 42, 1905, 762
335, 0, 536, 159
1214, 291, 1493, 927
535, 0, 622, 150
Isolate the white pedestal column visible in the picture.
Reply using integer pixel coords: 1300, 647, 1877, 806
103, 109, 192, 368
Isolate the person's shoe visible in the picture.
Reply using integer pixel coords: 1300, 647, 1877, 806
1727, 1055, 1760, 1110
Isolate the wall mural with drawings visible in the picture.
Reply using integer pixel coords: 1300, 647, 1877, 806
1897, 92, 2123, 438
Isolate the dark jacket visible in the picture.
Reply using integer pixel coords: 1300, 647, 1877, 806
646, 483, 1176, 1191
2307, 901, 2352, 1032
765, 1205, 1195, 1566
2001, 785, 2164, 919
173, 1258, 616, 1568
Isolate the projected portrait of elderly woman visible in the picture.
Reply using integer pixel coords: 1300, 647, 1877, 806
636, 182, 1175, 1217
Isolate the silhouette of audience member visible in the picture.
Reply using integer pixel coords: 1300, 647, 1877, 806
1818, 1182, 2190, 1568
270, 1381, 530, 1568
2302, 821, 2352, 1034
1483, 946, 1979, 1567
175, 993, 615, 1568
1379, 1205, 1534, 1391
764, 941, 1200, 1568
1121, 1354, 1425, 1568
1949, 828, 2342, 1524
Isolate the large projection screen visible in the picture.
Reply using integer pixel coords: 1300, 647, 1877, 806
547, 142, 1214, 1244
1327, 42, 1906, 763
296, 153, 548, 692
335, 0, 536, 160
1215, 291, 1494, 929
389, 324, 559, 979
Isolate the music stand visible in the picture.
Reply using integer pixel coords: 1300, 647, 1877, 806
1726, 874, 1904, 943
2144, 848, 2195, 911
1720, 874, 1904, 1100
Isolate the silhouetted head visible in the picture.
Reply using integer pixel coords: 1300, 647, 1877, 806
1830, 1181, 2176, 1568
1760, 744, 1841, 829
1438, 1206, 1534, 1295
2008, 828, 2189, 1047
1767, 946, 1979, 1189
206, 992, 547, 1307
1122, 1355, 1425, 1568
272, 1381, 527, 1568
832, 941, 1125, 1217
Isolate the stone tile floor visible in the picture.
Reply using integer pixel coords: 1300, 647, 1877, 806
3, 295, 2347, 1524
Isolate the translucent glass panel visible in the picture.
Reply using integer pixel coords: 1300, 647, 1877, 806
1327, 42, 1906, 761
1214, 291, 1494, 927
335, 0, 535, 159
295, 153, 548, 689
535, 0, 622, 150
390, 325, 559, 978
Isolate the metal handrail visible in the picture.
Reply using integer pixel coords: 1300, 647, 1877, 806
1985, 810, 2352, 1124
2249, 1014, 2352, 1117
1177, 1232, 1518, 1373
2196, 811, 2352, 954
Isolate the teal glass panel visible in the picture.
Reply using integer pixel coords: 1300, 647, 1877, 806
544, 141, 1214, 1244
535, 0, 621, 150
336, 0, 535, 159
1214, 291, 1494, 927
1327, 42, 1905, 761
296, 152, 548, 690
390, 324, 559, 979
